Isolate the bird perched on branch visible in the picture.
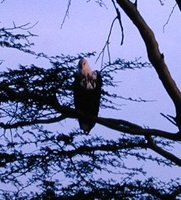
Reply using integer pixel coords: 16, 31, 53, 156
73, 58, 102, 133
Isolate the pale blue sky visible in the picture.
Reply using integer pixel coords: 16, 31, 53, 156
1, 0, 181, 182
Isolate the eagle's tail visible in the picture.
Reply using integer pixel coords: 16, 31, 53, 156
79, 120, 95, 134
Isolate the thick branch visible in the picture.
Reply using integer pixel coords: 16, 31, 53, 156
116, 0, 181, 128
175, 0, 181, 12
0, 103, 180, 142
97, 117, 180, 141
147, 136, 181, 166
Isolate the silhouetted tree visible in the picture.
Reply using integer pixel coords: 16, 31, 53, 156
0, 1, 181, 199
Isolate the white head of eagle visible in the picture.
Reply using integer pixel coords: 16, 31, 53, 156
73, 58, 102, 133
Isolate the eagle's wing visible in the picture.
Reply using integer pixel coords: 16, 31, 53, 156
73, 71, 102, 133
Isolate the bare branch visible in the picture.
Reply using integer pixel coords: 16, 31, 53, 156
112, 0, 124, 45
96, 17, 117, 64
160, 112, 177, 126
116, 0, 181, 130
61, 0, 72, 29
146, 136, 181, 166
0, 60, 3, 65
96, 116, 181, 141
175, 0, 181, 12
158, 0, 165, 6
12, 21, 39, 30
96, 0, 124, 65
0, 101, 180, 142
163, 3, 177, 32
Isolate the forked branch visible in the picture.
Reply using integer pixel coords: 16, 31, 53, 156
115, 0, 181, 129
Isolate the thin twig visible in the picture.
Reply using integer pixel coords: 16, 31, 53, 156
0, 60, 4, 65
160, 113, 177, 126
163, 3, 177, 32
112, 0, 124, 45
61, 0, 72, 29
96, 17, 117, 65
158, 0, 165, 6
0, 115, 66, 129
5, 22, 39, 31
96, 0, 124, 65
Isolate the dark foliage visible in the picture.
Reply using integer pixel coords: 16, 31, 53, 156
0, 24, 181, 199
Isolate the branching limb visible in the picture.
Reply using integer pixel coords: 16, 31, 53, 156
96, 116, 181, 141
116, 0, 181, 130
111, 0, 124, 45
96, 0, 124, 65
0, 102, 180, 142
11, 21, 39, 31
146, 136, 181, 166
96, 17, 117, 65
160, 112, 177, 126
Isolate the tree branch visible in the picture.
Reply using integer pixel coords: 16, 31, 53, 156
61, 0, 72, 29
146, 136, 181, 166
175, 0, 181, 12
97, 0, 124, 65
96, 116, 181, 141
116, 0, 181, 129
0, 102, 180, 142
0, 115, 66, 129
163, 4, 177, 32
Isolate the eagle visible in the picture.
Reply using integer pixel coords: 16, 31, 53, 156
73, 58, 102, 133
